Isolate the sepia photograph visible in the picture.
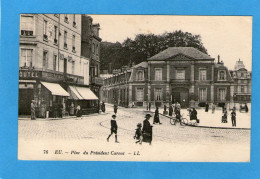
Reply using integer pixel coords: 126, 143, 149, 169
18, 14, 252, 162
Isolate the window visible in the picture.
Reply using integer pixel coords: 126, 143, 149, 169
155, 88, 162, 101
20, 49, 33, 67
73, 14, 76, 27
241, 86, 244, 93
64, 14, 68, 23
199, 88, 207, 101
155, 68, 162, 81
54, 26, 58, 44
96, 44, 99, 55
218, 70, 226, 80
136, 71, 144, 81
199, 69, 207, 81
218, 88, 226, 101
136, 88, 144, 101
92, 43, 95, 53
72, 61, 75, 75
176, 69, 185, 80
43, 51, 48, 69
241, 73, 244, 78
20, 15, 34, 36
64, 31, 67, 48
53, 55, 57, 71
72, 35, 75, 51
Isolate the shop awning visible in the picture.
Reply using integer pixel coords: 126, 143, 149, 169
68, 85, 98, 100
40, 81, 69, 96
68, 86, 84, 100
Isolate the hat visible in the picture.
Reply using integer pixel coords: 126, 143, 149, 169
112, 114, 116, 118
137, 123, 142, 127
145, 114, 152, 118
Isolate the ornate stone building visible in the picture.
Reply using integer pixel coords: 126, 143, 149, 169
230, 59, 251, 103
102, 47, 234, 108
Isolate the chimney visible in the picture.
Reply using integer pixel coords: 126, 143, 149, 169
218, 55, 220, 64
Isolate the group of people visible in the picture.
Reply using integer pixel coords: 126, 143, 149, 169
30, 100, 82, 120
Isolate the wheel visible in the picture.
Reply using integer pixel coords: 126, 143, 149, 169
170, 117, 176, 125
180, 118, 188, 126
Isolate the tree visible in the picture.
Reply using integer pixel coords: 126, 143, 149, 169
100, 30, 208, 72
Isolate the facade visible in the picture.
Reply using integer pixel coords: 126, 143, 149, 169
81, 15, 103, 101
19, 14, 99, 116
230, 60, 251, 103
102, 47, 234, 108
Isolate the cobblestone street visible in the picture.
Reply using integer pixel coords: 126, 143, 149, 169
18, 105, 250, 162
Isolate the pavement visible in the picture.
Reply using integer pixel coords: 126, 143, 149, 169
18, 104, 251, 162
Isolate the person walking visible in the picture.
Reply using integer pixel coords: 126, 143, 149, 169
76, 104, 81, 118
70, 102, 75, 116
212, 103, 216, 114
101, 102, 106, 113
31, 100, 36, 120
169, 103, 173, 117
153, 106, 162, 124
205, 102, 209, 112
148, 102, 151, 111
114, 104, 118, 114
142, 114, 153, 145
107, 114, 119, 143
231, 109, 236, 127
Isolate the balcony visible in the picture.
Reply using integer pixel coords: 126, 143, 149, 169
43, 34, 48, 41
54, 38, 58, 45
170, 79, 190, 85
21, 30, 34, 36
72, 46, 76, 53
19, 68, 84, 84
90, 76, 103, 86
64, 43, 68, 49
73, 21, 77, 27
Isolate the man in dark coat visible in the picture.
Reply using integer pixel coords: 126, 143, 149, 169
205, 102, 209, 112
101, 102, 106, 113
153, 107, 162, 124
231, 109, 236, 127
142, 114, 153, 145
148, 102, 151, 111
169, 104, 173, 116
107, 115, 119, 143
114, 104, 118, 114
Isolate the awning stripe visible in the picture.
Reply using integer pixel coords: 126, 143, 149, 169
40, 81, 69, 96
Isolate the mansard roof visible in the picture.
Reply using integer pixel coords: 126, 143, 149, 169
148, 47, 213, 61
132, 61, 148, 68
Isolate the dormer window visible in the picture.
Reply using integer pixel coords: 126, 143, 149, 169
136, 70, 144, 81
218, 70, 226, 81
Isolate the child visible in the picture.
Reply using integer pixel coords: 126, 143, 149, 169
134, 123, 143, 144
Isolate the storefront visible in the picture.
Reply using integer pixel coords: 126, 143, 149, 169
67, 85, 99, 115
39, 81, 70, 118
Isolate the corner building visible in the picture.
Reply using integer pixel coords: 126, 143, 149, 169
19, 14, 99, 116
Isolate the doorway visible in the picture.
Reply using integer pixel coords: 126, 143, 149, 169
172, 87, 189, 108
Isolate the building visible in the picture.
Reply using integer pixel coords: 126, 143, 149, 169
81, 15, 103, 102
102, 47, 234, 108
230, 59, 251, 103
19, 14, 100, 116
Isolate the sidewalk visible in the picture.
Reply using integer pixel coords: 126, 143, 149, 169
18, 112, 108, 121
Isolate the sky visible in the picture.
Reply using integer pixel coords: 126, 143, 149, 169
91, 15, 252, 70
